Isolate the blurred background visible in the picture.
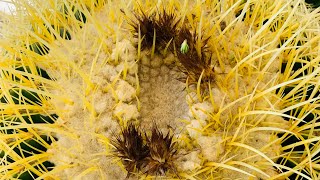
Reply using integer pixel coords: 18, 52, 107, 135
0, 0, 15, 13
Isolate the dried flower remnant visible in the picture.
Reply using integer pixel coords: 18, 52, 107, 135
128, 8, 155, 49
111, 123, 149, 176
144, 126, 178, 176
175, 26, 214, 89
154, 9, 181, 50
111, 123, 179, 177
128, 8, 180, 51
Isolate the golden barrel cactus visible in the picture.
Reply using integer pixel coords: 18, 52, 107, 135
0, 0, 320, 179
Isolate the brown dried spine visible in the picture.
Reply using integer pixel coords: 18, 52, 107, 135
143, 126, 178, 176
111, 124, 149, 176
175, 26, 214, 87
128, 7, 180, 51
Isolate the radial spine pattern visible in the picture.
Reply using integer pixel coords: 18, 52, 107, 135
1, 0, 320, 179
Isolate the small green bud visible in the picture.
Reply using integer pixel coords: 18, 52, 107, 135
180, 39, 189, 54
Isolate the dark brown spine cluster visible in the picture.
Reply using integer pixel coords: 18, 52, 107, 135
129, 9, 156, 49
174, 27, 214, 86
111, 124, 178, 177
111, 124, 149, 176
144, 126, 178, 176
128, 8, 180, 51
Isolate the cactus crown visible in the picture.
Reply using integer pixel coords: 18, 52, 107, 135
1, 0, 320, 179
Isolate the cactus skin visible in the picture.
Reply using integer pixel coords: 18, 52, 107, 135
1, 0, 320, 179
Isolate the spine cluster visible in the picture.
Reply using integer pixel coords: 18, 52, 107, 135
111, 123, 178, 177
